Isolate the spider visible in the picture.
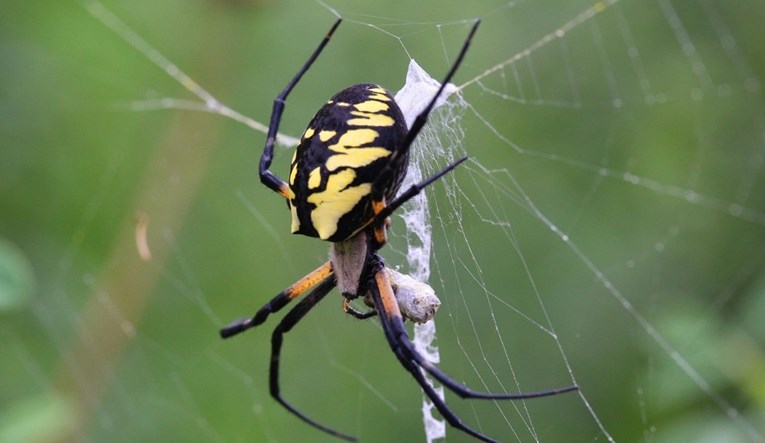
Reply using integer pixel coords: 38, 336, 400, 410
220, 18, 577, 443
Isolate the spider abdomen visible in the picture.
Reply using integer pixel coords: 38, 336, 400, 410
288, 83, 408, 242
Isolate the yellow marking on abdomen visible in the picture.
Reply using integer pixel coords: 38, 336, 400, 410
368, 87, 391, 101
326, 147, 390, 171
326, 128, 391, 171
367, 87, 392, 102
347, 111, 395, 127
319, 130, 336, 141
289, 163, 298, 186
290, 201, 300, 233
330, 128, 378, 149
354, 100, 389, 113
307, 169, 372, 240
307, 167, 322, 189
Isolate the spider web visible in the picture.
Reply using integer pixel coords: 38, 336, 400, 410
1, 0, 764, 442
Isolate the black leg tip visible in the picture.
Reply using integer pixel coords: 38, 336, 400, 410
220, 318, 251, 339
562, 384, 579, 394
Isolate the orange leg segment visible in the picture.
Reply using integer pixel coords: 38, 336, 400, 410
220, 261, 333, 338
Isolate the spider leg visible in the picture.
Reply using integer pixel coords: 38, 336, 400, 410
260, 19, 342, 199
369, 155, 467, 248
220, 261, 333, 338
369, 19, 480, 246
367, 259, 500, 443
400, 336, 579, 400
370, 257, 576, 399
342, 298, 377, 319
375, 155, 468, 227
400, 19, 480, 152
402, 351, 501, 443
269, 276, 357, 442
367, 255, 577, 440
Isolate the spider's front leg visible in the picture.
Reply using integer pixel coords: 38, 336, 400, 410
368, 156, 468, 250
365, 20, 481, 249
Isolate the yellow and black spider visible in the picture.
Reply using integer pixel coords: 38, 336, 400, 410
220, 18, 577, 443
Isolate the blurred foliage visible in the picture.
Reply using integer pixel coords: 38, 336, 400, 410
0, 239, 34, 312
1, 0, 764, 442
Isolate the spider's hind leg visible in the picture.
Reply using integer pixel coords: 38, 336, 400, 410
220, 261, 333, 338
267, 275, 357, 441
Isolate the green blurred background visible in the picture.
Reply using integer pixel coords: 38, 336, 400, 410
2, 0, 764, 442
